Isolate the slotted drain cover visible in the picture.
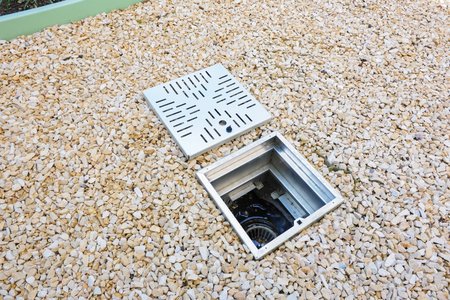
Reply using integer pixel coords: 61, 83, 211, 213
143, 64, 271, 159
246, 223, 277, 248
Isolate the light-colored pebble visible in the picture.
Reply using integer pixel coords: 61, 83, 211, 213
134, 187, 143, 198
93, 287, 101, 295
5, 251, 14, 261
385, 254, 396, 267
149, 225, 160, 233
26, 276, 35, 285
199, 247, 209, 261
42, 249, 54, 259
87, 276, 95, 287
134, 245, 146, 260
97, 237, 107, 251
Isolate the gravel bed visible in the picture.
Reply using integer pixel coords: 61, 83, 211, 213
0, 0, 449, 299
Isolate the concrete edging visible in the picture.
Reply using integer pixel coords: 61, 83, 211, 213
0, 0, 143, 40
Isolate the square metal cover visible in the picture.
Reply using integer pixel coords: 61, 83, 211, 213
143, 64, 271, 159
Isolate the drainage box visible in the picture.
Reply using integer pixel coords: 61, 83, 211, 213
196, 132, 343, 259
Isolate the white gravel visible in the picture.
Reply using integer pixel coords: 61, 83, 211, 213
1, 0, 449, 299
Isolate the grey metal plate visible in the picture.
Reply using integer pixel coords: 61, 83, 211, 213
143, 64, 271, 159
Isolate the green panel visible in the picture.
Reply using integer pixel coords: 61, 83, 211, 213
0, 0, 143, 40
